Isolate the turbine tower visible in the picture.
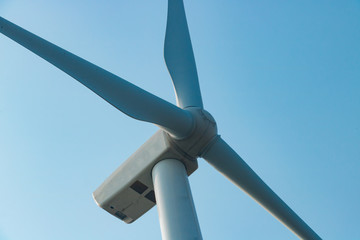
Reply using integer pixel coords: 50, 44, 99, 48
0, 1, 321, 239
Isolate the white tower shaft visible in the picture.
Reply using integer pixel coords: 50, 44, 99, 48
152, 159, 202, 240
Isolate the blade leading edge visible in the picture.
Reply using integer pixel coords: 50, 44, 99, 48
0, 16, 193, 138
164, 0, 203, 109
202, 136, 321, 240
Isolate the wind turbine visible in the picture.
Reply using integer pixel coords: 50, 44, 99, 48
0, 1, 321, 239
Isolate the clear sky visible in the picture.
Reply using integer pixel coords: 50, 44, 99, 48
0, 0, 359, 239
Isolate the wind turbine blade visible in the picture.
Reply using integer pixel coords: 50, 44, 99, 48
164, 0, 203, 109
0, 16, 193, 138
202, 137, 321, 240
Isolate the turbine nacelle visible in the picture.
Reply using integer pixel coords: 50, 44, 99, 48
92, 129, 198, 224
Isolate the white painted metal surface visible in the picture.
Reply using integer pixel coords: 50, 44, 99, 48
152, 159, 202, 240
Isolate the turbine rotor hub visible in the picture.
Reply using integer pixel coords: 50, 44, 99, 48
167, 107, 218, 159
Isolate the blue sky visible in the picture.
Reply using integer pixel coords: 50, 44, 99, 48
0, 0, 359, 239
